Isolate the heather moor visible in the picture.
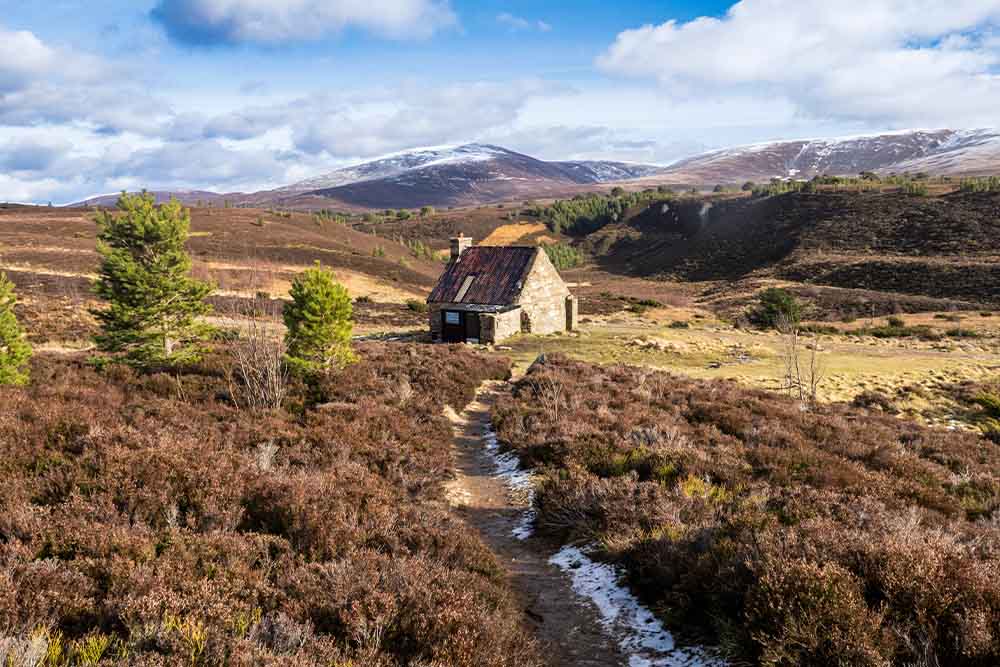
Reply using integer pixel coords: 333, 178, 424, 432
2, 2, 1000, 666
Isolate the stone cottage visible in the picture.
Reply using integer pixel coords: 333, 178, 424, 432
427, 235, 578, 344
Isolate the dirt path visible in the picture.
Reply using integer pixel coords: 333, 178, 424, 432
445, 382, 628, 667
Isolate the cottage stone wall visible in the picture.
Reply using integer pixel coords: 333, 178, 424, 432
481, 307, 522, 344
428, 304, 444, 340
515, 250, 571, 335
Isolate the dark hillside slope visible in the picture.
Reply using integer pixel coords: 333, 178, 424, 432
587, 191, 1000, 306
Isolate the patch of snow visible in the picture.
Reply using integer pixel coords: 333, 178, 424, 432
550, 546, 727, 667
483, 430, 535, 540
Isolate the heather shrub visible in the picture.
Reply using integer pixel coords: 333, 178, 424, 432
0, 344, 537, 666
493, 355, 1000, 666
745, 558, 887, 666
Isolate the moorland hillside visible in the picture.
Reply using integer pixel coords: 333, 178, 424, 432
583, 190, 1000, 307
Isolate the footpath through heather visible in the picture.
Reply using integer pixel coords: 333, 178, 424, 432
445, 381, 725, 667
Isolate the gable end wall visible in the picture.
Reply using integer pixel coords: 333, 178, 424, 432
514, 249, 571, 335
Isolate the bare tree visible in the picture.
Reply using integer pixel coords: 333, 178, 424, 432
805, 335, 826, 403
776, 313, 825, 403
776, 313, 801, 399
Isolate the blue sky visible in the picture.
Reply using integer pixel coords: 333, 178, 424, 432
1, 0, 999, 202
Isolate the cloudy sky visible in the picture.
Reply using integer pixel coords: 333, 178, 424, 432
2, 0, 999, 203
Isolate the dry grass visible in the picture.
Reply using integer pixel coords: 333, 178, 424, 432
496, 308, 1000, 429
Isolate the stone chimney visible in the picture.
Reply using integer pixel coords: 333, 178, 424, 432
450, 234, 473, 261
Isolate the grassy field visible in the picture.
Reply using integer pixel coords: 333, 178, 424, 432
497, 303, 1000, 430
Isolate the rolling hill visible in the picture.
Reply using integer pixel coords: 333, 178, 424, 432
260, 144, 661, 209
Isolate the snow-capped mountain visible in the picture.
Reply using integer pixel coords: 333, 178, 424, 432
72, 131, 1000, 209
276, 144, 517, 193
550, 160, 663, 183
656, 129, 1000, 183
261, 143, 665, 209
277, 144, 662, 195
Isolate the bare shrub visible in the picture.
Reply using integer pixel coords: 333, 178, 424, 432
777, 312, 826, 402
228, 291, 288, 411
250, 612, 314, 655
526, 375, 565, 418
255, 441, 279, 472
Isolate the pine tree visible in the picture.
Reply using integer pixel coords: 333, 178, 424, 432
92, 192, 214, 367
283, 263, 354, 372
0, 273, 32, 386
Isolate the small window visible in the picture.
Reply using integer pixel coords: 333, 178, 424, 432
444, 311, 461, 325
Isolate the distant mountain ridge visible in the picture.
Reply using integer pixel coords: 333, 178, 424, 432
76, 143, 661, 209
72, 130, 1000, 209
651, 129, 1000, 184
287, 144, 663, 209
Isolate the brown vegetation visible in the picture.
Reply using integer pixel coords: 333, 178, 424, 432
586, 191, 1000, 308
492, 355, 1000, 666
0, 343, 540, 666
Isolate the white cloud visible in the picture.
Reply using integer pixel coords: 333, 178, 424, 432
158, 79, 559, 159
151, 0, 457, 44
0, 27, 57, 91
286, 79, 556, 157
497, 13, 551, 32
598, 0, 1000, 127
0, 22, 563, 204
0, 25, 108, 93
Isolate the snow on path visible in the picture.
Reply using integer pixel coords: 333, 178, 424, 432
550, 546, 727, 667
476, 395, 725, 666
482, 429, 536, 540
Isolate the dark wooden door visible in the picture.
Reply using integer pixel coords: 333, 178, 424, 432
442, 310, 466, 343
465, 312, 481, 342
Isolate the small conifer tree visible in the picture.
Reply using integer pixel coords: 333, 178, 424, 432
0, 273, 32, 386
92, 192, 214, 367
283, 263, 354, 372
749, 288, 802, 330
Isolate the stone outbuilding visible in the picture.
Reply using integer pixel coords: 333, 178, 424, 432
427, 235, 578, 344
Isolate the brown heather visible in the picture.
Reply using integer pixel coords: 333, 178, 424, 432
492, 355, 1000, 667
0, 343, 540, 666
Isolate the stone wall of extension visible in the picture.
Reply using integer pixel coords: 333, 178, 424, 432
566, 295, 579, 331
515, 250, 572, 336
481, 307, 522, 344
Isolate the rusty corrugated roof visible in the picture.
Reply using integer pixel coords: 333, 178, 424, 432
428, 246, 537, 305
